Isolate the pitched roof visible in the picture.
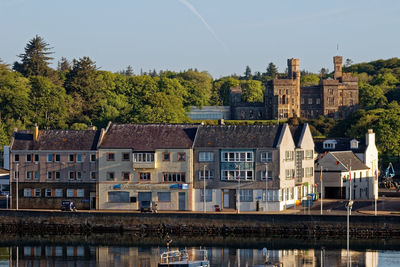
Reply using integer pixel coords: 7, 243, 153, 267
314, 137, 366, 154
99, 124, 199, 150
289, 125, 303, 148
328, 151, 369, 171
11, 130, 100, 151
194, 124, 283, 148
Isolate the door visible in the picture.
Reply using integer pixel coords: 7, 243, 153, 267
179, 192, 186, 210
223, 190, 230, 208
138, 192, 152, 209
90, 192, 96, 209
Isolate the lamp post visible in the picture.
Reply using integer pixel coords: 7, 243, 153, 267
203, 165, 206, 213
346, 200, 353, 267
265, 165, 268, 214
235, 164, 241, 214
320, 165, 323, 215
16, 163, 19, 210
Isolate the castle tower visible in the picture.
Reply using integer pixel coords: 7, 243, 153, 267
287, 58, 300, 80
333, 56, 343, 80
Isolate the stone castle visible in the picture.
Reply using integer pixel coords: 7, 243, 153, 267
228, 56, 359, 120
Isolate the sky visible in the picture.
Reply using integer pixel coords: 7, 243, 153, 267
1, 0, 399, 78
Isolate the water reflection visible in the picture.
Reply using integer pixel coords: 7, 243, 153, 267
2, 245, 393, 267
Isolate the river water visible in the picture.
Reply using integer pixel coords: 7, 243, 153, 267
0, 235, 399, 266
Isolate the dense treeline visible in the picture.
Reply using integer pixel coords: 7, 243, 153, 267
1, 36, 400, 158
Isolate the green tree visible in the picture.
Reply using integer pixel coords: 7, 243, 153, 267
212, 77, 240, 105
240, 80, 264, 103
29, 76, 68, 128
177, 70, 213, 107
266, 62, 278, 78
13, 35, 54, 77
244, 66, 252, 80
57, 57, 71, 72
359, 83, 387, 108
300, 73, 320, 86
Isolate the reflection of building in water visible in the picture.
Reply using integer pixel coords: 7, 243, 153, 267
316, 249, 378, 267
97, 246, 159, 267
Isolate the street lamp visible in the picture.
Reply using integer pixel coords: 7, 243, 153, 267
203, 165, 206, 213
235, 164, 241, 214
345, 200, 353, 267
265, 165, 268, 214
16, 163, 19, 210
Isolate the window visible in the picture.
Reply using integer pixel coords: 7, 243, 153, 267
285, 151, 294, 161
45, 189, 52, 197
47, 154, 53, 162
14, 154, 19, 162
34, 171, 39, 180
26, 154, 32, 162
122, 153, 130, 161
48, 171, 53, 180
90, 172, 97, 180
77, 172, 82, 180
55, 189, 63, 197
221, 170, 253, 180
14, 171, 19, 179
66, 189, 74, 197
69, 172, 76, 180
90, 154, 96, 162
133, 153, 155, 162
177, 152, 186, 161
199, 169, 213, 180
76, 154, 82, 162
107, 172, 115, 181
301, 98, 304, 104
308, 98, 313, 105
323, 141, 336, 149
261, 170, 273, 180
285, 169, 295, 179
239, 189, 253, 202
55, 171, 60, 180
34, 154, 39, 162
77, 189, 84, 197
222, 151, 254, 162
106, 153, 115, 161
261, 152, 272, 162
162, 152, 170, 161
69, 154, 74, 162
163, 172, 186, 182
24, 188, 31, 197
122, 172, 130, 181
158, 192, 171, 202
305, 150, 313, 159
316, 98, 321, 105
26, 171, 32, 180
108, 191, 130, 203
199, 152, 214, 162
305, 167, 313, 177
55, 154, 60, 162
34, 189, 41, 197
200, 189, 212, 202
139, 172, 151, 181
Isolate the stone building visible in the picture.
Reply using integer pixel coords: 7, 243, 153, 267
187, 56, 359, 121
9, 126, 100, 209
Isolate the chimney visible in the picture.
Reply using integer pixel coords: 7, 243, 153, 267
366, 129, 375, 146
33, 124, 39, 141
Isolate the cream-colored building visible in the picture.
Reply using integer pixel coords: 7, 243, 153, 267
97, 123, 199, 211
192, 123, 315, 212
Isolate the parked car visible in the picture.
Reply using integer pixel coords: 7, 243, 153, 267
61, 200, 77, 211
140, 201, 158, 213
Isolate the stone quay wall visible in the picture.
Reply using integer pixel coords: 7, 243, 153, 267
0, 210, 399, 238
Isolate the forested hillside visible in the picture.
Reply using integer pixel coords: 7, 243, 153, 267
1, 36, 400, 157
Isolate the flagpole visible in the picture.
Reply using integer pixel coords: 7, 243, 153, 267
374, 162, 377, 216
294, 169, 296, 215
203, 165, 206, 213
320, 165, 323, 215
265, 165, 268, 214
349, 160, 352, 215
238, 165, 240, 214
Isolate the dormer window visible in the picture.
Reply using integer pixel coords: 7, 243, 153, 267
323, 140, 337, 149
350, 139, 359, 149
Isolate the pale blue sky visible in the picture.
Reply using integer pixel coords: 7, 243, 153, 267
1, 0, 399, 78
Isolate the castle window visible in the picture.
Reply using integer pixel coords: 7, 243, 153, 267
308, 98, 313, 105
301, 98, 304, 104
316, 98, 320, 105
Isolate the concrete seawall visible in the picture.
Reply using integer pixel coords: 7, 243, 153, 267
0, 210, 399, 238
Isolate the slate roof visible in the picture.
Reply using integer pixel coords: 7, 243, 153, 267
11, 130, 100, 151
328, 151, 369, 171
314, 137, 366, 154
194, 124, 284, 148
99, 124, 199, 150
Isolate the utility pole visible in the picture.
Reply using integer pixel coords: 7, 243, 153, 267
16, 163, 19, 210
236, 164, 241, 214
203, 165, 206, 213
320, 165, 323, 215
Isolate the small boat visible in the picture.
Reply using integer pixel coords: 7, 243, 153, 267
158, 248, 210, 267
